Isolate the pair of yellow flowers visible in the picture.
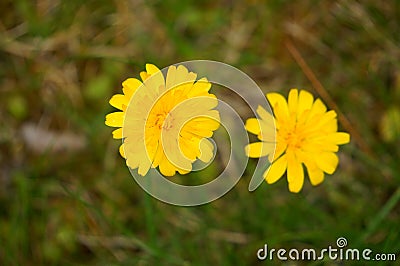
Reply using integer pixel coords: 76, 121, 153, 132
105, 64, 350, 193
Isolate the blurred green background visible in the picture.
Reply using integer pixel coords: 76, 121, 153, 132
1, 0, 400, 265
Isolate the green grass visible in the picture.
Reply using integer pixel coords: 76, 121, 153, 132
1, 0, 400, 265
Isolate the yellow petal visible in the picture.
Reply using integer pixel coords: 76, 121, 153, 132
314, 152, 338, 174
172, 97, 218, 124
247, 108, 276, 142
319, 110, 337, 127
165, 65, 177, 90
179, 129, 199, 141
313, 98, 327, 113
159, 157, 177, 176
124, 145, 141, 169
187, 116, 220, 131
140, 71, 150, 81
303, 142, 338, 153
137, 159, 152, 176
272, 103, 289, 127
145, 64, 160, 75
245, 142, 274, 158
287, 151, 304, 193
199, 138, 214, 162
267, 92, 289, 119
122, 78, 142, 99
188, 78, 212, 97
166, 65, 197, 92
105, 112, 124, 127
298, 90, 314, 116
179, 81, 197, 98
245, 118, 261, 135
304, 111, 337, 136
119, 143, 126, 158
323, 118, 338, 133
268, 141, 286, 162
109, 94, 128, 110
181, 122, 214, 138
176, 65, 197, 86
179, 137, 200, 160
151, 143, 164, 168
177, 167, 190, 175
143, 64, 164, 95
288, 88, 299, 115
326, 132, 350, 145
306, 98, 327, 121
256, 106, 275, 128
162, 133, 192, 171
264, 154, 287, 184
123, 136, 153, 176
258, 125, 276, 143
124, 144, 141, 169
305, 162, 324, 186
112, 128, 123, 139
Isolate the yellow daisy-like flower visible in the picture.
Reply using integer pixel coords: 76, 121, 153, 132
105, 64, 220, 176
245, 88, 350, 193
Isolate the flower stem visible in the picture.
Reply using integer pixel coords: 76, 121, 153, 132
360, 187, 400, 242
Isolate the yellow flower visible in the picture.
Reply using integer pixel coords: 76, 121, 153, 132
105, 64, 220, 176
245, 89, 350, 193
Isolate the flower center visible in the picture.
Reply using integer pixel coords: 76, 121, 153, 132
154, 112, 174, 130
283, 125, 305, 150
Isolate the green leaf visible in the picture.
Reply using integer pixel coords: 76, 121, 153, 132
84, 75, 112, 101
380, 106, 400, 142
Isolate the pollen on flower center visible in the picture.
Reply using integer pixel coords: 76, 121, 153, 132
154, 112, 174, 130
282, 125, 306, 150
285, 132, 303, 149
